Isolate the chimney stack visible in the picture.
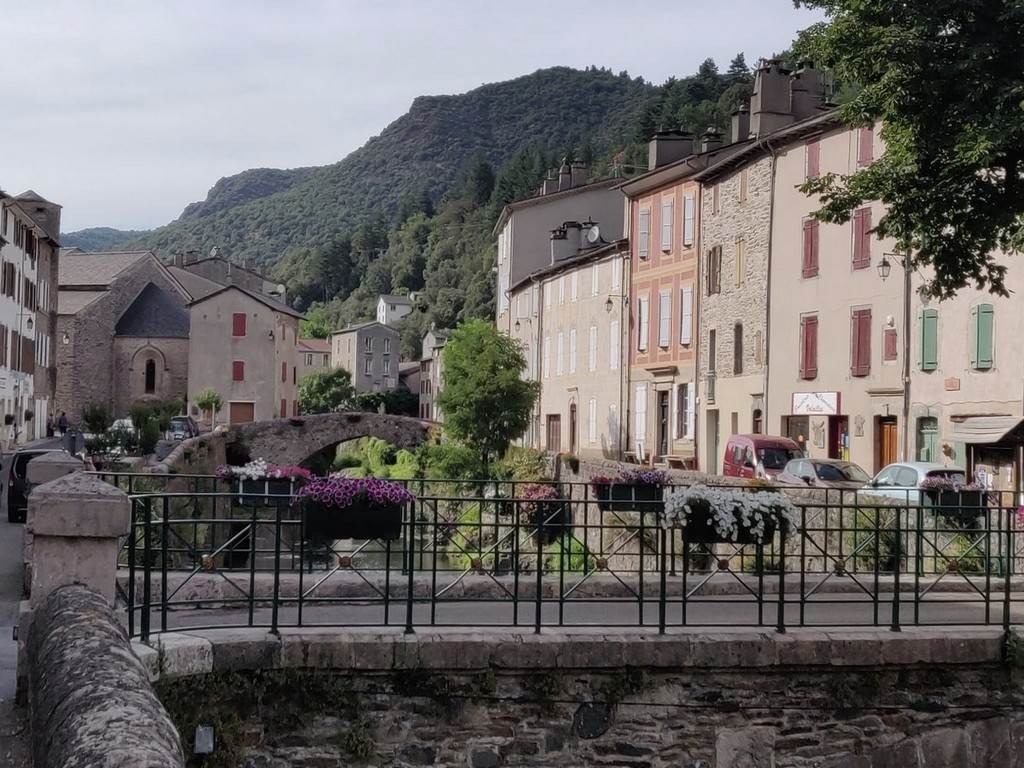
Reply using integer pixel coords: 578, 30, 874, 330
700, 128, 724, 153
730, 106, 750, 144
550, 226, 575, 264
174, 252, 185, 268
557, 158, 572, 192
749, 58, 794, 137
570, 161, 588, 188
647, 130, 695, 170
541, 173, 559, 195
790, 63, 825, 120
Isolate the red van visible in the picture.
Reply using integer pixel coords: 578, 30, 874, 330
722, 435, 804, 479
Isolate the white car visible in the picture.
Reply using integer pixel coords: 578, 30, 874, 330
858, 461, 969, 505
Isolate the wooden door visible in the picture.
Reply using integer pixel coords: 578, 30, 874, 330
657, 391, 670, 457
546, 415, 561, 453
569, 405, 578, 454
229, 401, 255, 424
876, 417, 898, 471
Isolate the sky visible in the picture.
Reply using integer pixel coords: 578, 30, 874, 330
3, 1, 824, 233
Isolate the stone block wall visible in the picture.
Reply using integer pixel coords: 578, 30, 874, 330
27, 585, 183, 767
112, 336, 190, 415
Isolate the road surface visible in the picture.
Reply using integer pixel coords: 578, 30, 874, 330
0, 451, 30, 765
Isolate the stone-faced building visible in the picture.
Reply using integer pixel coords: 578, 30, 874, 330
56, 250, 192, 424
187, 285, 302, 424
330, 321, 400, 393
171, 251, 284, 299
418, 327, 448, 421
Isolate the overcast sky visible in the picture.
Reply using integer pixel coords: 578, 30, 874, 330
3, 1, 823, 232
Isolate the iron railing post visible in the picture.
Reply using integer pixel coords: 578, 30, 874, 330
160, 496, 169, 633
658, 526, 667, 634
891, 506, 902, 632
127, 499, 137, 638
141, 498, 152, 642
405, 500, 416, 634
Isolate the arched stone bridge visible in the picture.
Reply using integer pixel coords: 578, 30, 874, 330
227, 411, 431, 467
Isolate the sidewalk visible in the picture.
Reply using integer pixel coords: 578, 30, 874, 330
0, 507, 32, 765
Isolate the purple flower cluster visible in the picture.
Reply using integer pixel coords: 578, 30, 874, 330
521, 483, 560, 501
618, 468, 668, 486
297, 476, 414, 510
920, 475, 981, 492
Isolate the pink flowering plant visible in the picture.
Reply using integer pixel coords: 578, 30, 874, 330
589, 475, 615, 489
919, 475, 981, 492
297, 476, 414, 510
217, 459, 313, 483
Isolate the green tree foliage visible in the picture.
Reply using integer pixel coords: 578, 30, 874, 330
436, 320, 540, 469
350, 389, 419, 417
194, 388, 223, 424
297, 368, 355, 414
139, 418, 161, 455
796, 0, 1024, 297
81, 403, 113, 434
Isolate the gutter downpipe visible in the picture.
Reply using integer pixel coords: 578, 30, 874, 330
902, 249, 912, 463
528, 275, 543, 452
763, 137, 779, 446
619, 247, 629, 460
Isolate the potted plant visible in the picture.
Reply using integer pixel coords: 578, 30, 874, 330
590, 475, 616, 511
297, 476, 413, 541
615, 468, 668, 514
519, 483, 570, 544
218, 459, 312, 506
663, 484, 798, 545
920, 475, 986, 524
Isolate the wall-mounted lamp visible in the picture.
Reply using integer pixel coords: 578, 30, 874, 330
24, 317, 33, 332
876, 256, 892, 280
268, 329, 275, 341
62, 331, 70, 344
514, 320, 521, 332
605, 297, 614, 314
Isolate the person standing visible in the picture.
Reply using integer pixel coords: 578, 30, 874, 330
45, 416, 55, 438
57, 411, 69, 436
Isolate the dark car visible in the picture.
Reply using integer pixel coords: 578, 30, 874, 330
7, 447, 67, 523
170, 415, 200, 440
777, 458, 872, 490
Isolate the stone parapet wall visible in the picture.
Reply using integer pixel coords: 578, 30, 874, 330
141, 627, 1016, 767
28, 585, 183, 768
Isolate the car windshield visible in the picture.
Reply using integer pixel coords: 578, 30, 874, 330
815, 462, 870, 482
758, 447, 802, 470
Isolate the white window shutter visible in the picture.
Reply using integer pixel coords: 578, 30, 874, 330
685, 383, 695, 438
683, 195, 695, 246
634, 385, 647, 458
588, 398, 597, 444
571, 272, 578, 302
609, 320, 620, 370
591, 264, 599, 296
680, 285, 693, 345
661, 199, 673, 251
588, 325, 597, 372
556, 332, 564, 375
659, 290, 671, 347
569, 329, 577, 374
611, 256, 622, 291
671, 384, 680, 440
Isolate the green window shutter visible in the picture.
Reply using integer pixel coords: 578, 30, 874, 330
971, 303, 994, 370
919, 308, 938, 371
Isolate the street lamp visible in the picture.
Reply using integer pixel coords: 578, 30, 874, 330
879, 251, 912, 462
876, 256, 892, 280
514, 319, 521, 332
605, 296, 614, 314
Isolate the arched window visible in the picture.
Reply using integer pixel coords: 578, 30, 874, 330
144, 358, 156, 394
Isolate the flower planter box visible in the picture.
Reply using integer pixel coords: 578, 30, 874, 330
682, 515, 776, 545
925, 489, 986, 525
529, 499, 571, 544
234, 478, 294, 507
593, 483, 662, 513
302, 499, 404, 541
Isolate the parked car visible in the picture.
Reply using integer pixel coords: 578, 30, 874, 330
777, 458, 872, 489
722, 435, 804, 480
858, 462, 969, 505
6, 446, 68, 523
170, 415, 200, 440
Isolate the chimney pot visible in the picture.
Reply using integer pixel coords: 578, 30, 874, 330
557, 159, 572, 191
700, 128, 723, 153
647, 129, 695, 170
550, 226, 574, 264
730, 107, 750, 144
570, 161, 588, 188
749, 58, 795, 137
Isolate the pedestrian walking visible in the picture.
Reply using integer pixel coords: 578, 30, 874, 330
57, 411, 69, 436
45, 416, 55, 438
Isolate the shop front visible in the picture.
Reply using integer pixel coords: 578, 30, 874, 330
948, 415, 1024, 499
782, 392, 849, 461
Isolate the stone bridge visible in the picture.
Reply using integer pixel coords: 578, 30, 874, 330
227, 411, 431, 467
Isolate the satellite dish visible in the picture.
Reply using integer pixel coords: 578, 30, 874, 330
209, 246, 220, 259
277, 283, 286, 295
586, 225, 601, 244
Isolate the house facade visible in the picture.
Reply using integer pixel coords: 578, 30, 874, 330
418, 327, 448, 421
297, 337, 331, 380
187, 285, 301, 424
330, 321, 400, 392
507, 231, 629, 458
376, 294, 413, 327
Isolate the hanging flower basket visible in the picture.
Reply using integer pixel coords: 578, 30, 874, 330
663, 485, 798, 545
297, 476, 413, 541
218, 460, 312, 507
592, 470, 666, 514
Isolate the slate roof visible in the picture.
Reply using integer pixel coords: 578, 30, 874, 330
115, 283, 190, 338
190, 283, 303, 319
58, 290, 105, 315
58, 251, 153, 288
297, 338, 330, 353
332, 320, 396, 335
167, 265, 223, 301
379, 294, 413, 305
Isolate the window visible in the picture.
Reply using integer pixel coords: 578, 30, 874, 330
970, 303, 994, 370
735, 238, 746, 285
588, 398, 597, 445
683, 194, 695, 246
680, 286, 693, 345
556, 332, 564, 375
558, 276, 565, 304
706, 246, 722, 295
543, 335, 551, 379
232, 313, 246, 337
570, 272, 579, 302
384, 358, 391, 375
752, 409, 763, 435
916, 417, 939, 462
857, 126, 874, 166
611, 256, 622, 291
281, 361, 287, 382
634, 384, 647, 452
919, 308, 938, 371
850, 308, 872, 377
676, 383, 694, 438
569, 328, 577, 374
384, 337, 391, 354
591, 264, 599, 296
708, 329, 717, 373
609, 320, 620, 370
661, 197, 674, 251
363, 357, 373, 375
293, 401, 299, 418
638, 209, 651, 259
144, 359, 156, 394
806, 139, 820, 179
799, 315, 818, 380
883, 328, 898, 361
802, 219, 819, 278
545, 283, 552, 309
712, 183, 720, 214
733, 323, 744, 375
588, 325, 598, 372
852, 208, 872, 269
364, 336, 372, 352
232, 361, 245, 381
637, 296, 649, 351
658, 290, 671, 347
738, 168, 749, 202
305, 353, 313, 366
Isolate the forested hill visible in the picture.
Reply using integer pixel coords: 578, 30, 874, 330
61, 67, 656, 261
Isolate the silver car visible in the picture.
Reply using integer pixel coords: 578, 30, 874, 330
858, 461, 968, 505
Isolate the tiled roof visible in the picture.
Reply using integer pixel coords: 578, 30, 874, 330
167, 265, 223, 301
115, 283, 190, 338
379, 294, 413, 305
297, 338, 330, 353
190, 283, 303, 319
58, 250, 153, 288
332, 320, 394, 334
57, 290, 105, 315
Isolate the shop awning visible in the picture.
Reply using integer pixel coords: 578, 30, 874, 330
949, 416, 1024, 444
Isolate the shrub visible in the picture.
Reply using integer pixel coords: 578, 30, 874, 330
139, 418, 161, 455
493, 447, 550, 482
81, 403, 113, 434
128, 402, 154, 431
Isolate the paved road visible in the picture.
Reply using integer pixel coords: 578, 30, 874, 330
0, 454, 30, 765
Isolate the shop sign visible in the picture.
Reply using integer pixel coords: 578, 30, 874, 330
791, 392, 840, 416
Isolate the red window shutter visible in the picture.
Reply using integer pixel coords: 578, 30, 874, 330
232, 313, 246, 337
858, 127, 873, 165
280, 399, 287, 418
800, 316, 818, 380
292, 401, 299, 417
852, 208, 872, 268
232, 361, 245, 381
806, 139, 820, 179
883, 328, 898, 361
281, 361, 287, 382
802, 220, 819, 277
850, 309, 872, 376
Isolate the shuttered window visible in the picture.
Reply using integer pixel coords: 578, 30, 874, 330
850, 308, 872, 377
556, 332, 564, 375
806, 139, 820, 179
919, 308, 938, 371
232, 361, 245, 381
675, 383, 694, 438
661, 198, 674, 251
883, 328, 898, 361
569, 329, 577, 374
588, 398, 597, 444
280, 399, 287, 418
801, 219, 819, 278
852, 208, 872, 269
588, 325, 598, 371
609, 320, 620, 370
683, 194, 695, 246
232, 313, 246, 337
591, 264, 599, 296
634, 384, 647, 454
637, 296, 649, 351
658, 290, 671, 347
733, 323, 744, 375
706, 247, 722, 295
857, 126, 874, 166
281, 361, 287, 382
799, 315, 818, 380
970, 303, 994, 370
638, 210, 651, 259
679, 285, 693, 345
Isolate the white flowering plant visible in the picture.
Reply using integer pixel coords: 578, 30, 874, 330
662, 484, 799, 543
